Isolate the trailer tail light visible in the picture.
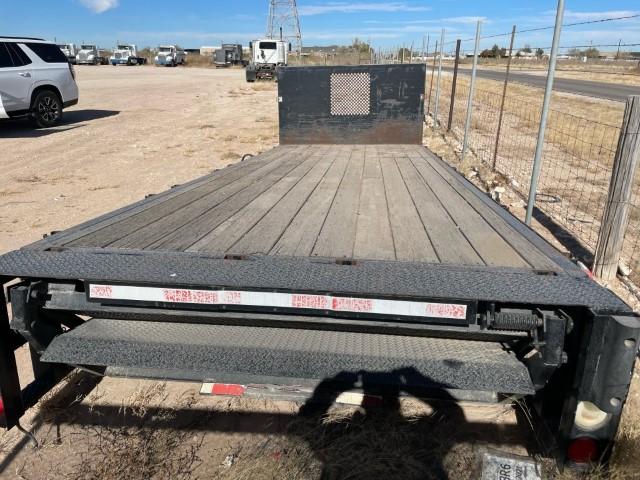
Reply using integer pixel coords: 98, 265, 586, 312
567, 437, 598, 464
200, 382, 245, 397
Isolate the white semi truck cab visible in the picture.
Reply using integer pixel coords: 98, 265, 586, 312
154, 45, 187, 66
246, 38, 289, 82
76, 45, 108, 65
110, 44, 147, 66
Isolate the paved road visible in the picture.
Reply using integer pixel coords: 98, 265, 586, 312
436, 66, 639, 102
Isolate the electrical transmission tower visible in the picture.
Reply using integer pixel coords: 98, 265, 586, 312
267, 0, 303, 54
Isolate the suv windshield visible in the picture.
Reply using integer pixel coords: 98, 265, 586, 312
259, 42, 277, 50
117, 45, 131, 50
81, 45, 95, 50
159, 47, 172, 52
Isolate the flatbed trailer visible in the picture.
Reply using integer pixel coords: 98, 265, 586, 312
0, 65, 638, 467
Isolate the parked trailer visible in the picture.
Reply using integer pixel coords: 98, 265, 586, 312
0, 65, 637, 469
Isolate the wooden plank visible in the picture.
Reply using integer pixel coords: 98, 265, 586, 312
188, 150, 321, 253
64, 147, 287, 248
594, 96, 640, 280
230, 146, 336, 255
396, 156, 483, 266
270, 146, 351, 257
353, 147, 396, 260
409, 154, 528, 268
379, 152, 439, 262
312, 146, 366, 258
109, 146, 307, 249
34, 149, 288, 250
415, 147, 558, 270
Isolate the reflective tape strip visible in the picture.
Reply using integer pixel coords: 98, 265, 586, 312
200, 382, 245, 396
88, 283, 468, 320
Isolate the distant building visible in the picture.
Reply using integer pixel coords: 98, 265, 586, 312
200, 46, 219, 56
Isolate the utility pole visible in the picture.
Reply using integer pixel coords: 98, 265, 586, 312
616, 39, 622, 60
267, 0, 303, 54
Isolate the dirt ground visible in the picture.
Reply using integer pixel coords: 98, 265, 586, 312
0, 66, 638, 479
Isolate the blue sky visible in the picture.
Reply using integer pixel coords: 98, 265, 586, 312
2, 1, 639, 53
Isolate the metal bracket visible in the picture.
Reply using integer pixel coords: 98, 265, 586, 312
9, 283, 60, 354
526, 311, 568, 389
576, 314, 640, 414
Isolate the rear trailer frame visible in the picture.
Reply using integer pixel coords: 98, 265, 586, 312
0, 65, 638, 467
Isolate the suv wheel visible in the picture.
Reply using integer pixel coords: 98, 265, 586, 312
30, 90, 62, 128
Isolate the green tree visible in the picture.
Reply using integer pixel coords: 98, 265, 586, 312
398, 47, 411, 60
536, 48, 545, 58
583, 47, 600, 58
522, 44, 532, 53
352, 38, 372, 54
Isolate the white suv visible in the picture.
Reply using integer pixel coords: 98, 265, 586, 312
0, 37, 79, 128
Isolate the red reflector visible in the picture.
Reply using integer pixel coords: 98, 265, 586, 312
211, 383, 245, 397
0, 398, 4, 416
567, 437, 598, 464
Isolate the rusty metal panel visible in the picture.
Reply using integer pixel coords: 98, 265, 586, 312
278, 64, 426, 145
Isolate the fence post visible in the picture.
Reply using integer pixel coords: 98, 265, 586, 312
525, 0, 565, 225
461, 20, 482, 163
593, 96, 640, 281
492, 25, 516, 170
447, 39, 462, 132
426, 40, 438, 115
433, 28, 445, 130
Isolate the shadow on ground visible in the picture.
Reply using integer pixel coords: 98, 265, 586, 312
0, 109, 119, 138
0, 368, 543, 480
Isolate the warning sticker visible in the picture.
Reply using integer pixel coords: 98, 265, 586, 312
481, 450, 541, 480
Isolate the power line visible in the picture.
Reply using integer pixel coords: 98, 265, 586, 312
511, 43, 640, 51
442, 13, 640, 46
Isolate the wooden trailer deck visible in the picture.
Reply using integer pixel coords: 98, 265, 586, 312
29, 144, 559, 272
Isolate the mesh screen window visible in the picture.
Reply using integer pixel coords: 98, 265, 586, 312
330, 73, 371, 116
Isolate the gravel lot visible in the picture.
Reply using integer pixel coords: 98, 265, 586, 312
0, 66, 279, 253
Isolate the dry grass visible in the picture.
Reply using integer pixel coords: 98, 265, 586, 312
429, 71, 626, 255
61, 383, 203, 480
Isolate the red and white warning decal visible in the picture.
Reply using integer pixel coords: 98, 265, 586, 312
88, 284, 468, 320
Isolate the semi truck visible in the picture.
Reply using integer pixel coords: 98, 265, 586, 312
76, 44, 109, 65
56, 43, 78, 64
214, 44, 245, 67
0, 65, 637, 469
154, 45, 187, 66
110, 44, 147, 66
246, 38, 289, 82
